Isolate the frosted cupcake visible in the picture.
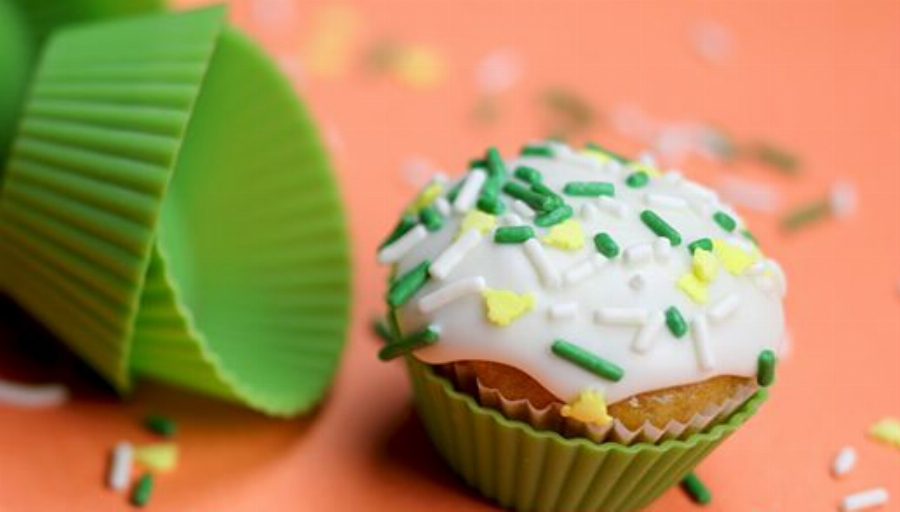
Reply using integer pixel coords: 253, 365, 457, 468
377, 141, 785, 511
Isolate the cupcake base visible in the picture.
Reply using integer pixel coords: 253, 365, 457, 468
406, 357, 767, 512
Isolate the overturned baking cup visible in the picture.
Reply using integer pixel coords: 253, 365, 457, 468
406, 358, 767, 512
0, 0, 165, 166
0, 5, 351, 416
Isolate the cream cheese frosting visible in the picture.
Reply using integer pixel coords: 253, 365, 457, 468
379, 141, 786, 406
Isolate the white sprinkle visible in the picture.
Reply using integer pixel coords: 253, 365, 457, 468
580, 202, 600, 221
563, 255, 607, 285
632, 311, 666, 354
832, 446, 857, 478
653, 237, 673, 263
377, 225, 429, 264
645, 193, 689, 210
400, 157, 438, 189
754, 274, 777, 293
690, 20, 733, 66
681, 181, 718, 202
638, 151, 657, 167
840, 488, 889, 512
418, 277, 486, 313
512, 199, 535, 219
715, 176, 780, 213
524, 238, 562, 288
662, 170, 684, 185
628, 273, 646, 291
597, 195, 627, 218
691, 315, 715, 370
595, 307, 648, 327
624, 243, 654, 267
549, 302, 579, 320
108, 442, 133, 492
430, 229, 483, 280
453, 169, 487, 213
689, 199, 714, 217
745, 261, 767, 276
603, 159, 625, 175
830, 180, 857, 219
501, 213, 524, 226
475, 48, 522, 94
708, 294, 741, 323
434, 197, 451, 216
0, 378, 69, 408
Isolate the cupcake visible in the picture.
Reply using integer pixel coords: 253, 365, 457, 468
377, 141, 785, 511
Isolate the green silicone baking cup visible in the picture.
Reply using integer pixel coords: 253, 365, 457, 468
0, 0, 165, 167
406, 358, 768, 512
0, 5, 351, 416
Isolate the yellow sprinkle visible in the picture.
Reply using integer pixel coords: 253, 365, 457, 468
713, 239, 759, 275
407, 182, 443, 214
630, 163, 662, 178
134, 443, 179, 473
692, 249, 719, 283
561, 390, 612, 426
542, 219, 585, 250
678, 273, 709, 304
303, 5, 361, 78
582, 148, 611, 165
869, 418, 900, 450
458, 209, 496, 237
394, 45, 445, 89
482, 288, 535, 326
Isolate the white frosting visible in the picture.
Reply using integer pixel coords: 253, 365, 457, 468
385, 142, 786, 405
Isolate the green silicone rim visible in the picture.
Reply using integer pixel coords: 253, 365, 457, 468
406, 357, 768, 511
0, 5, 351, 416
0, 0, 165, 168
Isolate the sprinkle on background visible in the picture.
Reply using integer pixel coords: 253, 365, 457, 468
868, 418, 900, 450
840, 488, 889, 512
107, 442, 133, 492
144, 415, 177, 438
689, 20, 733, 66
130, 473, 154, 507
831, 446, 857, 478
301, 4, 361, 78
680, 472, 712, 504
134, 443, 179, 473
540, 87, 595, 140
0, 378, 69, 409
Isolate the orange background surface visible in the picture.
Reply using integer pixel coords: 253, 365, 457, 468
2, 0, 900, 510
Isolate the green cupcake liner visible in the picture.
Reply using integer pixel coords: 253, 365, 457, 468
0, 6, 351, 416
0, 0, 165, 167
406, 358, 768, 512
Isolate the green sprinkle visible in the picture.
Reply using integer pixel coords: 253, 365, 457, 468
477, 192, 505, 214
713, 211, 737, 232
387, 260, 430, 307
585, 142, 629, 163
688, 238, 713, 254
419, 206, 444, 232
380, 215, 417, 249
757, 349, 777, 387
665, 307, 688, 338
378, 326, 440, 361
741, 229, 759, 246
534, 204, 573, 227
640, 210, 682, 246
625, 171, 649, 188
502, 181, 555, 212
680, 472, 712, 505
750, 141, 800, 174
562, 181, 615, 197
520, 145, 554, 158
485, 146, 507, 178
446, 180, 464, 203
530, 182, 564, 210
144, 415, 177, 438
372, 318, 394, 344
468, 158, 487, 170
494, 226, 534, 244
780, 199, 830, 231
593, 232, 620, 258
130, 473, 154, 507
513, 165, 543, 185
551, 339, 624, 382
